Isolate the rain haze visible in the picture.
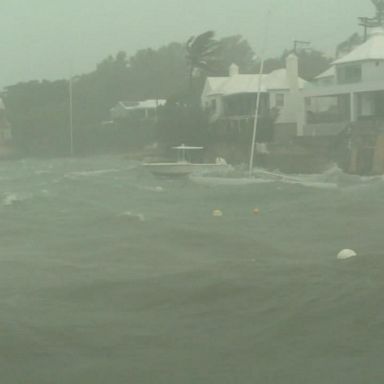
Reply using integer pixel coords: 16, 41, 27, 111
1, 1, 384, 384
0, 0, 371, 86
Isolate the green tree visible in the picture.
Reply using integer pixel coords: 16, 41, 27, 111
4, 80, 69, 156
254, 48, 332, 80
2, 33, 264, 156
336, 33, 363, 58
128, 42, 188, 100
216, 35, 255, 75
296, 49, 333, 80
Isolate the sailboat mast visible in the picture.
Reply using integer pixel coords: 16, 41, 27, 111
69, 76, 74, 157
249, 12, 271, 175
248, 59, 265, 175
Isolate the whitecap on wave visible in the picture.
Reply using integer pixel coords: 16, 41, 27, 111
137, 185, 164, 192
190, 166, 339, 189
117, 211, 145, 222
251, 168, 340, 189
64, 169, 120, 178
189, 175, 273, 186
2, 189, 51, 206
34, 170, 52, 175
2, 193, 26, 206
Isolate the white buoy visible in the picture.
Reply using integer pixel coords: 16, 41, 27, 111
212, 209, 223, 217
118, 211, 145, 222
337, 249, 357, 260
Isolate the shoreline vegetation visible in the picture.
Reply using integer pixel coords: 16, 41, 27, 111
1, 30, 373, 174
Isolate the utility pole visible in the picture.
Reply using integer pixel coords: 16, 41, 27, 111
358, 16, 378, 41
68, 76, 74, 157
358, 0, 384, 41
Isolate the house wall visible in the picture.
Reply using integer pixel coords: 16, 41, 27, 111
316, 76, 335, 86
275, 91, 306, 130
205, 90, 306, 126
336, 64, 362, 84
269, 91, 287, 109
335, 61, 384, 85
359, 92, 375, 117
204, 95, 224, 122
200, 83, 213, 107
362, 60, 384, 82
222, 93, 268, 117
309, 96, 338, 114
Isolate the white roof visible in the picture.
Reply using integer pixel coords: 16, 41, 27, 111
333, 28, 384, 65
219, 74, 268, 95
304, 78, 384, 97
204, 77, 227, 95
206, 69, 306, 97
266, 68, 307, 89
119, 99, 166, 110
315, 66, 336, 79
172, 145, 203, 150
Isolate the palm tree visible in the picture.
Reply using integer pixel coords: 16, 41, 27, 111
336, 33, 363, 58
185, 31, 220, 101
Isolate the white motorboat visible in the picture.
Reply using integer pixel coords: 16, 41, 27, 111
142, 145, 229, 177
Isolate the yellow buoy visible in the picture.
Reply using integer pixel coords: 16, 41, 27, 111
212, 209, 223, 217
252, 208, 260, 215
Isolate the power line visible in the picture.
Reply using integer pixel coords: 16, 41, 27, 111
293, 40, 311, 53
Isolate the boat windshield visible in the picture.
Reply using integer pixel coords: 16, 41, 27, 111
172, 144, 203, 162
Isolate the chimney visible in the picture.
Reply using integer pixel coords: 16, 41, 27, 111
285, 53, 305, 136
286, 53, 299, 91
229, 63, 239, 77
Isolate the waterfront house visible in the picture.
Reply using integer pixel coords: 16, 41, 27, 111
304, 27, 384, 133
110, 99, 166, 122
201, 55, 307, 140
303, 27, 384, 173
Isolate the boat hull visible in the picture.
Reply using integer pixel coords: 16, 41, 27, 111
142, 162, 228, 177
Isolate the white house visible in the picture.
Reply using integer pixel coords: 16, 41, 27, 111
201, 55, 307, 135
304, 27, 384, 134
110, 99, 166, 121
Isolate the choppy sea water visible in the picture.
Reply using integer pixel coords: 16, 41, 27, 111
0, 156, 383, 384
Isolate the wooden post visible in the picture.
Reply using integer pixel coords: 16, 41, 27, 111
350, 93, 356, 122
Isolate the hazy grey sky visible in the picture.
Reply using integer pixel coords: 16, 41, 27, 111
0, 0, 372, 87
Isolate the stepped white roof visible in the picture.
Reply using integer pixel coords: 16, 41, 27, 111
206, 69, 306, 97
315, 66, 335, 79
204, 77, 227, 95
219, 74, 268, 95
119, 99, 166, 110
333, 28, 384, 65
266, 68, 306, 89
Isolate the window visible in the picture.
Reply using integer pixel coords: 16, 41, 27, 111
337, 65, 362, 84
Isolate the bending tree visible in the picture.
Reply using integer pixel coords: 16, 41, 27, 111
186, 31, 220, 102
336, 33, 363, 58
